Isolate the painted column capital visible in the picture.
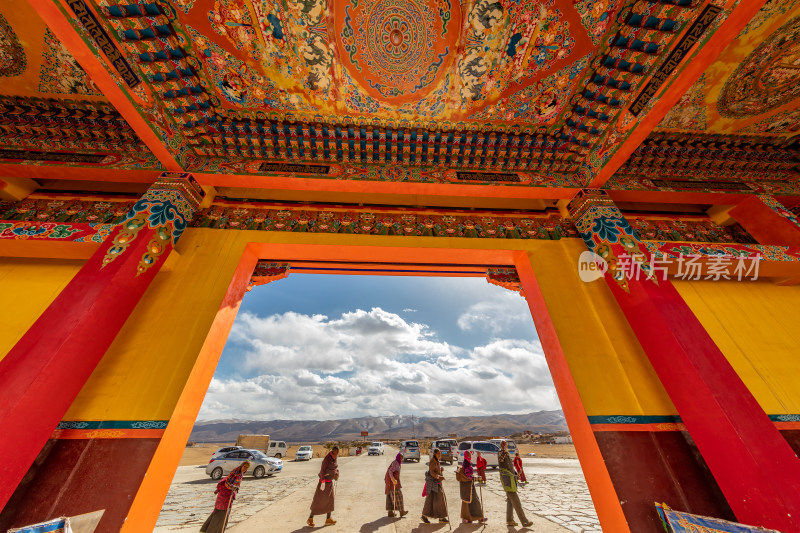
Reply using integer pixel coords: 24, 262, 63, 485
103, 172, 204, 275
127, 172, 204, 244
566, 188, 654, 292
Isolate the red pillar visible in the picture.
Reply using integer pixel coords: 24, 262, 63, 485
568, 189, 800, 533
729, 194, 800, 246
0, 172, 203, 512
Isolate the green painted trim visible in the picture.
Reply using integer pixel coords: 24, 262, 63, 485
57, 420, 168, 430
589, 415, 800, 425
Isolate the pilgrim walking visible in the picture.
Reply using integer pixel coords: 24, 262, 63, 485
476, 452, 487, 484
499, 441, 533, 527
307, 446, 340, 527
421, 448, 449, 523
458, 451, 486, 524
385, 452, 409, 517
514, 451, 528, 484
200, 460, 249, 533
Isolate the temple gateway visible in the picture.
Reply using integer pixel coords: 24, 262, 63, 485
1, 0, 800, 531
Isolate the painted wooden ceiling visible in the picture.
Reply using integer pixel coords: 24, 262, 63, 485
0, 0, 797, 199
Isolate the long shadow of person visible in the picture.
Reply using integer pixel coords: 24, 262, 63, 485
408, 523, 447, 533
359, 515, 396, 533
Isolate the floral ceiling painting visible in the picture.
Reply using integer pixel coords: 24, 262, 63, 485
166, 0, 603, 127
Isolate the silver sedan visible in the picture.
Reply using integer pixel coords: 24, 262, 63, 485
206, 449, 283, 480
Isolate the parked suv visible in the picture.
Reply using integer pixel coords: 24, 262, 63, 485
432, 440, 455, 464
267, 440, 287, 458
368, 442, 385, 455
457, 441, 500, 467
399, 440, 421, 462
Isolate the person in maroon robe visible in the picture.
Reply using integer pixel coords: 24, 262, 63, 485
307, 446, 339, 526
201, 460, 249, 533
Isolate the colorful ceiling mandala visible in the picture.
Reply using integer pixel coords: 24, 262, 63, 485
337, 0, 456, 101
718, 14, 800, 119
0, 13, 26, 78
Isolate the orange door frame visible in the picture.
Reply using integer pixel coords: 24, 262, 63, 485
122, 242, 628, 533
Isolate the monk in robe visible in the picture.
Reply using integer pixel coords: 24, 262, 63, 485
459, 451, 486, 523
421, 448, 448, 523
307, 446, 339, 527
201, 460, 249, 533
513, 451, 527, 484
476, 452, 487, 484
385, 452, 408, 517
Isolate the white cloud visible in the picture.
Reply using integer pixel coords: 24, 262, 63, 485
456, 289, 533, 333
199, 308, 558, 421
229, 308, 455, 375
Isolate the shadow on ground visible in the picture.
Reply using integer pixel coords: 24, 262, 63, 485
359, 516, 397, 533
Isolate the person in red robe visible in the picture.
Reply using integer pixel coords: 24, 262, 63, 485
513, 452, 527, 484
201, 460, 250, 533
308, 446, 340, 526
476, 452, 487, 484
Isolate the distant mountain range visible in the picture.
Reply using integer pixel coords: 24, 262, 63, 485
190, 410, 567, 443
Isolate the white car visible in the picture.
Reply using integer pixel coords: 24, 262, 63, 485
211, 445, 243, 459
457, 441, 500, 468
368, 442, 385, 455
206, 449, 282, 479
295, 445, 313, 461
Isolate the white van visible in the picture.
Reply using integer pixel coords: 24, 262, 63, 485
266, 440, 287, 458
457, 441, 500, 467
490, 438, 518, 456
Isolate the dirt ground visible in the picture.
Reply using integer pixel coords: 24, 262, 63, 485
157, 446, 599, 533
517, 443, 577, 459
179, 443, 330, 466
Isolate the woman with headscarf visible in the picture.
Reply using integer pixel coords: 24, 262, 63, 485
421, 448, 448, 523
459, 451, 486, 524
200, 460, 250, 533
308, 446, 340, 527
513, 451, 527, 484
476, 452, 487, 484
385, 452, 408, 517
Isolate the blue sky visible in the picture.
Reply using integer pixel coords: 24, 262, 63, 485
198, 275, 560, 421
